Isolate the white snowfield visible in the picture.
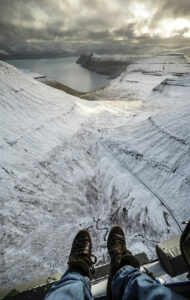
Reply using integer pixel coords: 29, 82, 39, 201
0, 54, 190, 288
91, 53, 149, 62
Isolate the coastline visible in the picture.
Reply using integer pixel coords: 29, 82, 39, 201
37, 77, 84, 97
36, 55, 128, 99
6, 56, 126, 99
37, 77, 108, 99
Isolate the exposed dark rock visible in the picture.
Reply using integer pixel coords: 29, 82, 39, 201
39, 79, 84, 97
77, 53, 130, 78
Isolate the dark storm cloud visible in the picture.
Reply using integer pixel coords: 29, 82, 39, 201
0, 0, 190, 55
0, 0, 131, 42
0, 0, 35, 23
0, 21, 53, 41
113, 24, 136, 39
87, 30, 112, 41
154, 0, 190, 19
146, 0, 190, 30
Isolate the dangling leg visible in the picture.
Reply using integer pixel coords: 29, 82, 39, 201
107, 226, 186, 300
44, 229, 96, 300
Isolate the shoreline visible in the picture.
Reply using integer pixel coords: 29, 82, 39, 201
40, 54, 130, 99
36, 64, 126, 100
36, 77, 109, 99
37, 78, 84, 97
7, 56, 126, 99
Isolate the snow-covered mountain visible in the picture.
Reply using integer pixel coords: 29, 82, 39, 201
0, 53, 190, 288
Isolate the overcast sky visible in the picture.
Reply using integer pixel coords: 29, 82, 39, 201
0, 0, 190, 55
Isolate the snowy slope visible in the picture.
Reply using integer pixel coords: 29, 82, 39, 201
90, 53, 149, 62
0, 54, 190, 289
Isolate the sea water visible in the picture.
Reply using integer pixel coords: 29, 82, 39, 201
6, 57, 109, 93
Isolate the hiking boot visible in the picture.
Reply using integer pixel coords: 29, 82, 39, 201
68, 229, 97, 279
107, 226, 140, 299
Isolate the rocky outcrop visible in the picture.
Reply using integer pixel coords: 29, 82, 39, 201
77, 53, 130, 78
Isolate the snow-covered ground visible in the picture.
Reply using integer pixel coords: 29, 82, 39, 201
88, 53, 149, 62
18, 69, 45, 79
0, 53, 190, 289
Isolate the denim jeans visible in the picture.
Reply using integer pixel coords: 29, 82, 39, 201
44, 266, 187, 300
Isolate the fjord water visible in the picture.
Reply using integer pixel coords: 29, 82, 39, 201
7, 57, 109, 93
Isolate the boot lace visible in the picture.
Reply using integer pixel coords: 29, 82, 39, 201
80, 253, 97, 275
73, 241, 97, 275
110, 236, 128, 255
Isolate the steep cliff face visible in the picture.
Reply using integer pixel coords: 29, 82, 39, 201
77, 53, 130, 78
